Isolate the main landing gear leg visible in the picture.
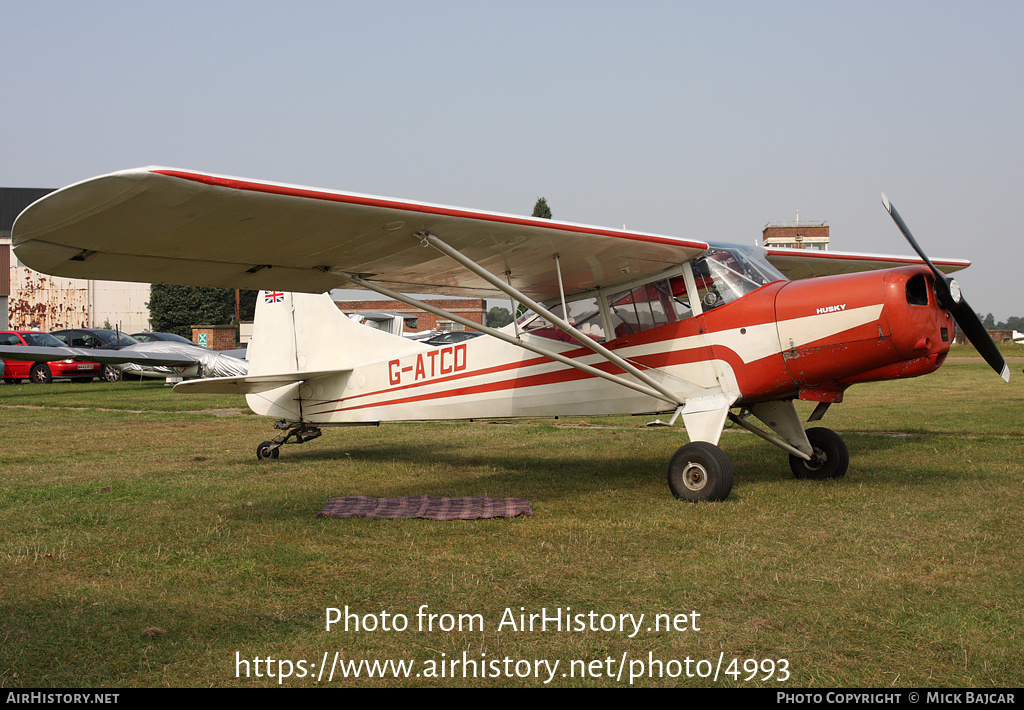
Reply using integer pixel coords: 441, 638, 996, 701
256, 420, 323, 461
730, 404, 850, 481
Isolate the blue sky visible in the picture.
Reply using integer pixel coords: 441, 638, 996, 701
3, 1, 1021, 320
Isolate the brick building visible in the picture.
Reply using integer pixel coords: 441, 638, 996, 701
762, 220, 830, 250
190, 324, 239, 351
335, 298, 487, 332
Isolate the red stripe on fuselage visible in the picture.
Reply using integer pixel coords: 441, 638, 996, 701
305, 285, 813, 414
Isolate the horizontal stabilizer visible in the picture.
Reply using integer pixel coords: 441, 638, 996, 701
173, 369, 347, 395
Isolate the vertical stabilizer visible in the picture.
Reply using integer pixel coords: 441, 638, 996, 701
247, 291, 428, 377
247, 291, 299, 376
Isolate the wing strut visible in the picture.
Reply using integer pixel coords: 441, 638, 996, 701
416, 232, 686, 406
337, 272, 682, 406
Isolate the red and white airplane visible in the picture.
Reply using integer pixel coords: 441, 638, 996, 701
10, 168, 1009, 501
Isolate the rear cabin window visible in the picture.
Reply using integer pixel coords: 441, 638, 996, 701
521, 297, 604, 342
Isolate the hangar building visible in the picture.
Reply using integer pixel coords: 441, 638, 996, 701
2, 187, 152, 332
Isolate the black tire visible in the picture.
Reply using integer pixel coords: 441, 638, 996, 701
29, 363, 53, 384
668, 442, 734, 502
102, 365, 122, 383
256, 441, 280, 460
789, 427, 849, 480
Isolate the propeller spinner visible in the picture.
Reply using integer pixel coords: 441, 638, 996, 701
882, 194, 1010, 382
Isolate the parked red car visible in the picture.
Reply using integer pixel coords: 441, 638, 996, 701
0, 331, 102, 383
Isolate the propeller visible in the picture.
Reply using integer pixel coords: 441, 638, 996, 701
882, 194, 1009, 382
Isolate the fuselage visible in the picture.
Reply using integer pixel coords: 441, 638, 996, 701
250, 263, 952, 425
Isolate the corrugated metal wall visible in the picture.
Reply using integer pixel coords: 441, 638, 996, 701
1, 242, 9, 296
8, 269, 90, 330
7, 268, 150, 332
1, 243, 8, 330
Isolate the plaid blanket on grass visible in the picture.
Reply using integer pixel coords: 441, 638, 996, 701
316, 495, 533, 520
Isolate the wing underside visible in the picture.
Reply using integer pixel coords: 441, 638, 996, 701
13, 167, 709, 303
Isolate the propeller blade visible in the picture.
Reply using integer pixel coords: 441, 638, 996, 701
950, 297, 1010, 382
881, 194, 956, 307
881, 193, 1009, 382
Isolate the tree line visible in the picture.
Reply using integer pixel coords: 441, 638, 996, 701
147, 286, 257, 339
981, 314, 1024, 332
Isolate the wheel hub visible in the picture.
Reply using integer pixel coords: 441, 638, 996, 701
805, 447, 827, 471
681, 462, 708, 491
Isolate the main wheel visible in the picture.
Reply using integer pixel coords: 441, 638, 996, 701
256, 441, 280, 460
789, 427, 849, 480
29, 363, 53, 384
668, 442, 734, 502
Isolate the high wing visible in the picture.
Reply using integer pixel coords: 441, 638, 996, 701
12, 167, 709, 301
765, 246, 970, 280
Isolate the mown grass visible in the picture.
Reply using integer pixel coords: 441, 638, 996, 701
1, 366, 1022, 687
0, 378, 249, 413
947, 340, 1024, 358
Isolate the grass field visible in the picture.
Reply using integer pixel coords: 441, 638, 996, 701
947, 340, 1024, 359
1, 362, 1022, 687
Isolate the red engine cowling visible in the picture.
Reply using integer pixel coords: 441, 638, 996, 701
773, 266, 952, 398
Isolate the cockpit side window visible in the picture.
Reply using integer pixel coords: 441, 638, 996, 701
668, 274, 693, 319
606, 277, 691, 338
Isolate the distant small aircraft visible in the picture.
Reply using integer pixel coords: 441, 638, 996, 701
9, 167, 1009, 500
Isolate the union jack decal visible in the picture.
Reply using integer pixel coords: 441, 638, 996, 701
264, 291, 285, 303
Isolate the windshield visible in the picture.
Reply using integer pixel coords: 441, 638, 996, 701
690, 246, 785, 310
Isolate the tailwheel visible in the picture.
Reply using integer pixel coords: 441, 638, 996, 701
668, 442, 734, 502
256, 441, 280, 460
789, 427, 849, 480
254, 420, 323, 460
